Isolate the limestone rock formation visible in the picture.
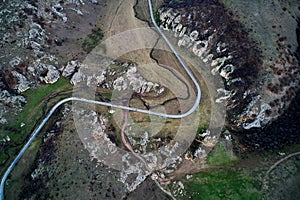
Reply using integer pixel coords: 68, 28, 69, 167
158, 2, 299, 130
40, 65, 60, 84
11, 71, 30, 93
62, 60, 80, 78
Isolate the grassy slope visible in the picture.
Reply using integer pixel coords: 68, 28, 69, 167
5, 139, 42, 197
0, 78, 72, 175
14, 78, 70, 130
181, 142, 300, 199
184, 169, 260, 200
181, 144, 261, 199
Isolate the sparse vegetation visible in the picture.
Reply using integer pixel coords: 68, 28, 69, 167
221, 0, 230, 6
154, 10, 161, 24
82, 28, 103, 53
5, 139, 43, 197
8, 78, 71, 139
99, 92, 112, 100
0, 78, 72, 175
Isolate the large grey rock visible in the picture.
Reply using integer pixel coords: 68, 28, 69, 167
71, 71, 86, 85
9, 56, 22, 67
0, 90, 27, 108
62, 60, 79, 77
11, 71, 30, 93
113, 76, 128, 91
86, 73, 106, 87
41, 65, 60, 84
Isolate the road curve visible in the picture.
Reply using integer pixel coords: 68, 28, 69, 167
0, 1, 201, 199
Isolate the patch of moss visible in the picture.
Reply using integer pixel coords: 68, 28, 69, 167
154, 10, 161, 25
196, 126, 207, 136
207, 144, 237, 166
221, 0, 231, 6
82, 28, 103, 53
101, 93, 112, 100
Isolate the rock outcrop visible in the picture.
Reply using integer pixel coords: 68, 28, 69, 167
0, 0, 99, 122
40, 66, 60, 84
11, 71, 30, 93
62, 60, 80, 78
0, 90, 27, 108
70, 59, 164, 95
158, 1, 299, 131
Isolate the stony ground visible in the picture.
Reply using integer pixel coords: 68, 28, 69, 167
158, 0, 300, 151
2, 0, 193, 198
7, 104, 171, 199
1, 0, 300, 199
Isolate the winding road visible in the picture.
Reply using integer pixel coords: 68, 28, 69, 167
0, 0, 201, 199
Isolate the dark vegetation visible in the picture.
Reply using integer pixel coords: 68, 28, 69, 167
163, 0, 263, 128
236, 88, 300, 152
235, 17, 300, 152
82, 28, 103, 53
18, 112, 64, 199
154, 10, 161, 24
162, 0, 300, 152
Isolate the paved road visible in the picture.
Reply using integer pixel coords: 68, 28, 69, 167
0, 0, 201, 199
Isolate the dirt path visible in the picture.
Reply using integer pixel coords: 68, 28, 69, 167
110, 0, 194, 107
262, 151, 300, 187
120, 103, 149, 170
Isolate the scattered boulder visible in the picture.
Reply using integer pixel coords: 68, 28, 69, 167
0, 89, 27, 108
9, 57, 22, 67
71, 70, 86, 86
62, 60, 79, 77
11, 71, 30, 93
86, 73, 106, 87
40, 66, 60, 84
113, 76, 128, 91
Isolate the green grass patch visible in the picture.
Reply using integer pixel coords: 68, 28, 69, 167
5, 138, 43, 198
154, 10, 161, 24
0, 152, 8, 165
8, 78, 71, 138
207, 144, 237, 166
183, 169, 261, 200
196, 126, 207, 136
0, 130, 24, 146
101, 93, 112, 100
82, 28, 103, 53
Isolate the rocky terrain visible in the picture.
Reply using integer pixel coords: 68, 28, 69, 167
0, 0, 101, 124
0, 0, 106, 173
1, 0, 190, 197
12, 104, 170, 199
67, 58, 165, 95
157, 0, 300, 150
1, 0, 300, 199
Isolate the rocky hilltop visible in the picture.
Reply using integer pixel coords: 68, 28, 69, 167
157, 0, 300, 150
